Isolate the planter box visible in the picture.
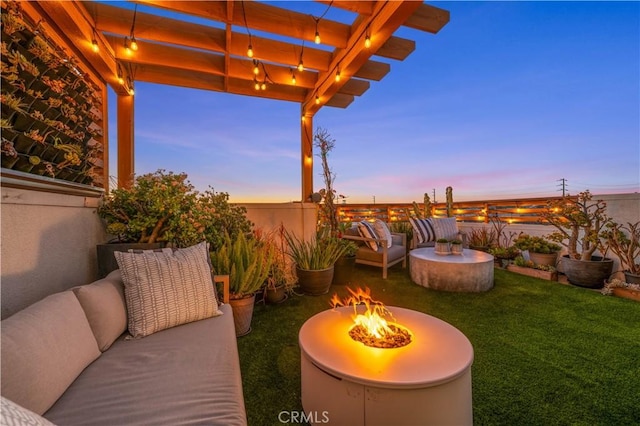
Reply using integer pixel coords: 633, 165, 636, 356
612, 287, 640, 302
506, 265, 558, 281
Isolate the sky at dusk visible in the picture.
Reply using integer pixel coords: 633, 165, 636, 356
107, 1, 640, 204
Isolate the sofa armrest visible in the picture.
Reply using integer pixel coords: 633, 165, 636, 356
213, 275, 230, 304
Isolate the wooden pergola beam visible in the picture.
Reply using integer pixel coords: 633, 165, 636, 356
303, 1, 423, 116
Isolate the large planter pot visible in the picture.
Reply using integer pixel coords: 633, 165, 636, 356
296, 266, 334, 296
332, 255, 355, 285
229, 294, 256, 337
529, 252, 558, 267
561, 255, 614, 289
96, 242, 164, 279
623, 271, 640, 284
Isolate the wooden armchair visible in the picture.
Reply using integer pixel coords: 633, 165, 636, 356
342, 230, 407, 279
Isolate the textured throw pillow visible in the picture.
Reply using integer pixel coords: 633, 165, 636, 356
1, 397, 55, 426
357, 221, 379, 251
410, 217, 436, 244
432, 217, 459, 241
373, 219, 393, 248
114, 241, 222, 338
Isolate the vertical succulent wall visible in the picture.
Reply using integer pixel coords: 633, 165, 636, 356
1, 1, 105, 187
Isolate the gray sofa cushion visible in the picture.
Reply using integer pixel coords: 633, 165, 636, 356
73, 269, 127, 351
44, 304, 247, 426
1, 292, 101, 415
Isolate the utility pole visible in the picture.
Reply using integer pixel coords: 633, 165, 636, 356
372, 195, 376, 204
557, 178, 568, 196
432, 188, 437, 204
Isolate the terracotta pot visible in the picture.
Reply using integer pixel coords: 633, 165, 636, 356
561, 255, 614, 289
229, 294, 256, 337
265, 285, 287, 304
529, 252, 558, 267
296, 266, 334, 296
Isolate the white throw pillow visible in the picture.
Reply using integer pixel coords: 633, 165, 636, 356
373, 219, 393, 248
114, 241, 222, 338
1, 397, 55, 426
357, 221, 379, 251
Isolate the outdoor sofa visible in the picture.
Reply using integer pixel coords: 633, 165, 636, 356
1, 242, 247, 425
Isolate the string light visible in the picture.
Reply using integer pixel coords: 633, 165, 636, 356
128, 5, 138, 53
314, 30, 321, 45
253, 60, 260, 75
91, 28, 99, 52
364, 34, 371, 49
297, 59, 304, 72
254, 78, 260, 90
124, 37, 132, 55
335, 68, 341, 82
130, 36, 138, 51
291, 70, 296, 85
315, 95, 320, 105
261, 81, 266, 90
247, 43, 253, 58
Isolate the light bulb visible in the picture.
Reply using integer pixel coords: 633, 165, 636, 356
261, 82, 266, 90
315, 95, 320, 105
247, 44, 253, 58
130, 37, 138, 51
128, 87, 135, 96
297, 61, 304, 72
364, 35, 371, 49
314, 31, 321, 44
117, 75, 124, 85
301, 115, 306, 122
253, 62, 259, 75
91, 39, 99, 52
291, 73, 296, 85
335, 70, 341, 82
124, 38, 131, 55
254, 81, 260, 90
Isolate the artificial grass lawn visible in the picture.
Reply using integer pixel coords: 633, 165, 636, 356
237, 265, 640, 425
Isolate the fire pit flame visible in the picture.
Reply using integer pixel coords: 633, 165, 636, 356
331, 287, 412, 349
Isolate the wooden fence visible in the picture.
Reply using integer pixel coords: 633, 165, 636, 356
336, 196, 576, 225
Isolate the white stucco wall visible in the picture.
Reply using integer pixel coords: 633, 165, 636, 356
1, 186, 106, 319
241, 202, 318, 241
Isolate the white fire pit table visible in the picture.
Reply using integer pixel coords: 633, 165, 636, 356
299, 306, 473, 426
410, 248, 494, 292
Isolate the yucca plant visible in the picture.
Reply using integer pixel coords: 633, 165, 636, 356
284, 228, 348, 271
210, 232, 274, 299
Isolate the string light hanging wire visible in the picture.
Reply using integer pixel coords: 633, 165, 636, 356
241, 1, 253, 58
129, 4, 138, 51
312, 1, 333, 45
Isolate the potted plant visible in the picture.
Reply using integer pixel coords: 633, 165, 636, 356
507, 255, 558, 281
467, 227, 497, 252
435, 238, 451, 255
450, 239, 463, 255
210, 232, 274, 336
513, 234, 561, 266
284, 228, 349, 295
601, 221, 640, 284
540, 190, 613, 288
262, 224, 297, 304
97, 169, 253, 278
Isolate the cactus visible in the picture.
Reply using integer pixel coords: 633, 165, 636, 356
446, 186, 453, 217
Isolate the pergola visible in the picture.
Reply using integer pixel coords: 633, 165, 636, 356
38, 0, 449, 199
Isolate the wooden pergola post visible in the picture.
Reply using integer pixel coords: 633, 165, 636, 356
117, 94, 135, 188
301, 109, 313, 202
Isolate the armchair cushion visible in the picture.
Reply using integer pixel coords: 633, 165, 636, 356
357, 221, 379, 251
356, 244, 406, 264
373, 219, 393, 248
